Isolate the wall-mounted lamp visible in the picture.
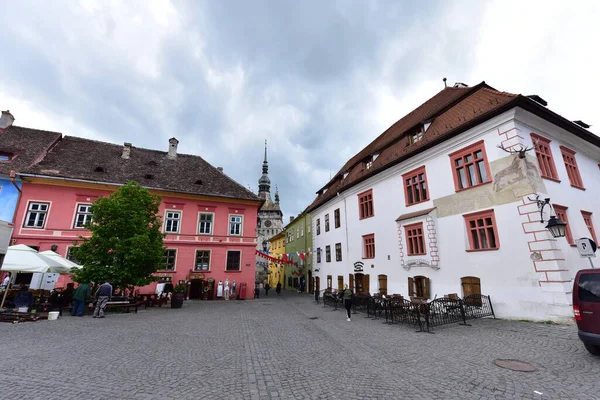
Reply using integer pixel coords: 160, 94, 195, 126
527, 195, 567, 239
50, 244, 58, 252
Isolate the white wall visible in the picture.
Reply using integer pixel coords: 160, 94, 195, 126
313, 107, 600, 322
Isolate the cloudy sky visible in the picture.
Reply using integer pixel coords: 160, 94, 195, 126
1, 0, 599, 220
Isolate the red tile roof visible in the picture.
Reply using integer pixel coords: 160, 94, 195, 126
0, 126, 62, 175
307, 82, 600, 213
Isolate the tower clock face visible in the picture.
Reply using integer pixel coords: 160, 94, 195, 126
264, 220, 272, 227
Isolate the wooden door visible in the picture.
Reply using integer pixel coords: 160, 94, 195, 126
349, 274, 354, 293
315, 277, 320, 293
364, 274, 370, 295
461, 277, 481, 296
378, 274, 387, 296
308, 271, 313, 294
337, 276, 344, 291
354, 273, 364, 294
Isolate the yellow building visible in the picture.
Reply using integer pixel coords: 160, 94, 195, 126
268, 232, 286, 288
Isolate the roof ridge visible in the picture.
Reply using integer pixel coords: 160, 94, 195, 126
10, 125, 63, 135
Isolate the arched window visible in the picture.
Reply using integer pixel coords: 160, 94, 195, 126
408, 276, 430, 299
461, 276, 481, 297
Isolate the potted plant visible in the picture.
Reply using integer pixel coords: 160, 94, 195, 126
171, 284, 186, 309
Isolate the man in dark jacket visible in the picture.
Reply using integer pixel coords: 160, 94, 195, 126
93, 280, 112, 318
72, 282, 91, 317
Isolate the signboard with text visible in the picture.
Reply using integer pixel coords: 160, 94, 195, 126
576, 238, 597, 258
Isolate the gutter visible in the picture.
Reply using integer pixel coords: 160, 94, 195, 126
9, 170, 22, 224
18, 173, 264, 205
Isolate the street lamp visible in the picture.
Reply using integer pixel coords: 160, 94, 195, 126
528, 195, 567, 239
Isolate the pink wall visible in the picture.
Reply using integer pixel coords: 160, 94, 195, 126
12, 182, 259, 298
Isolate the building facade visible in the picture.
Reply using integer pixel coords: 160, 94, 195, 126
267, 231, 285, 288
9, 128, 262, 298
282, 213, 313, 292
308, 82, 600, 322
255, 141, 283, 283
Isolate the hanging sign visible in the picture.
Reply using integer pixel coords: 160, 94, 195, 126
576, 238, 597, 258
353, 261, 364, 272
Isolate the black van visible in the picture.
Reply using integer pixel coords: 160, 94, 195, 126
573, 269, 600, 355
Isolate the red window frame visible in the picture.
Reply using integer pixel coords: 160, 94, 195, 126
402, 166, 429, 206
560, 146, 584, 189
358, 189, 374, 219
581, 211, 598, 244
553, 205, 574, 245
449, 140, 491, 192
405, 223, 426, 256
531, 133, 559, 181
363, 234, 375, 259
463, 209, 500, 251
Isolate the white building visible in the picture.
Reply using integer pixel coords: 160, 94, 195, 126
308, 82, 600, 322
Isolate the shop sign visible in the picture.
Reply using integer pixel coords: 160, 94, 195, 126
353, 261, 364, 272
189, 272, 206, 280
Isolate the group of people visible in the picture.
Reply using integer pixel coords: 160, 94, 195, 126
253, 282, 282, 298
70, 280, 113, 318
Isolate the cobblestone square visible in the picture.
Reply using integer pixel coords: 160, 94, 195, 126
1, 292, 598, 400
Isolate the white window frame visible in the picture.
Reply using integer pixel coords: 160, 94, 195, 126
198, 212, 214, 235
66, 246, 80, 263
164, 210, 182, 233
73, 204, 93, 229
163, 249, 177, 271
24, 201, 50, 228
194, 249, 211, 271
226, 250, 242, 271
229, 215, 243, 236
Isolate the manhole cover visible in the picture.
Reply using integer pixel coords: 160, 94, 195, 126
494, 359, 537, 372
309, 317, 319, 320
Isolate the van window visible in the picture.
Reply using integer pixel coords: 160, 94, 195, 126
578, 274, 600, 303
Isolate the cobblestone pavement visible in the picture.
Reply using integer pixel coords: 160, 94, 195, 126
1, 291, 599, 400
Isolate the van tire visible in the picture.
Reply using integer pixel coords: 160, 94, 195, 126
584, 343, 600, 356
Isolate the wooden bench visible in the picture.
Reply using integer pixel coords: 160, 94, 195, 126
59, 301, 144, 316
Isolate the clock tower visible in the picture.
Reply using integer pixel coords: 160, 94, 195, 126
256, 140, 283, 282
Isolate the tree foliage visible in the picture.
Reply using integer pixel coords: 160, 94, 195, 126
71, 181, 165, 289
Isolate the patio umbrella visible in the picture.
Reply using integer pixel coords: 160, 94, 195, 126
0, 245, 75, 308
38, 250, 83, 290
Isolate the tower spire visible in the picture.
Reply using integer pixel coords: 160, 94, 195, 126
262, 139, 269, 175
258, 138, 271, 201
275, 184, 280, 204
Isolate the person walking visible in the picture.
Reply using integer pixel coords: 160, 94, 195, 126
264, 283, 270, 296
340, 284, 354, 322
93, 280, 112, 318
72, 282, 91, 317
276, 282, 282, 296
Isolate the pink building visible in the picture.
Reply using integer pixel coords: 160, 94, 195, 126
11, 135, 262, 299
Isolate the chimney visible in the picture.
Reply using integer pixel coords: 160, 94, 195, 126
0, 110, 15, 129
168, 137, 179, 159
217, 167, 224, 173
122, 142, 132, 159
290, 216, 295, 223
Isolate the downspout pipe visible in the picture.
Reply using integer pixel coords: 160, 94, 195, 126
9, 170, 22, 225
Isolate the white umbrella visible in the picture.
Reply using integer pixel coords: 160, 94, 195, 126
39, 250, 83, 270
0, 245, 76, 308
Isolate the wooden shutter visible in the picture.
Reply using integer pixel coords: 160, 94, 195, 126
364, 274, 370, 295
378, 275, 387, 295
424, 277, 430, 299
349, 274, 354, 292
408, 277, 414, 297
337, 276, 344, 291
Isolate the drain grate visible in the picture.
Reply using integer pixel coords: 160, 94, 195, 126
309, 317, 319, 320
494, 359, 537, 372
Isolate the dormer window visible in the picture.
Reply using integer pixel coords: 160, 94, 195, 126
194, 179, 203, 185
323, 188, 328, 194
343, 171, 349, 180
372, 153, 380, 162
145, 174, 154, 179
408, 126, 424, 145
365, 159, 373, 170
147, 161, 158, 166
0, 152, 15, 161
94, 166, 105, 173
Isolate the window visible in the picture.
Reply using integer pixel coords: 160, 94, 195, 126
578, 273, 600, 304
560, 146, 584, 189
300, 224, 304, 237
195, 250, 210, 271
334, 209, 341, 228
325, 245, 331, 262
403, 166, 429, 206
449, 141, 490, 191
531, 134, 559, 181
464, 209, 499, 251
363, 234, 375, 259
553, 205, 574, 245
74, 204, 92, 228
226, 250, 241, 271
581, 211, 598, 244
358, 189, 374, 219
408, 276, 430, 299
335, 243, 342, 261
378, 274, 388, 296
461, 276, 482, 299
308, 222, 311, 233
325, 214, 330, 232
327, 275, 332, 290
164, 211, 181, 233
408, 127, 423, 145
163, 249, 177, 270
66, 246, 81, 264
0, 152, 15, 161
405, 223, 426, 255
316, 218, 321, 235
337, 276, 344, 291
198, 213, 213, 234
316, 248, 322, 263
25, 202, 49, 228
229, 215, 243, 236
365, 159, 373, 170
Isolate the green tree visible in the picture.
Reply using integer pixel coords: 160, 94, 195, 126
71, 181, 165, 289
